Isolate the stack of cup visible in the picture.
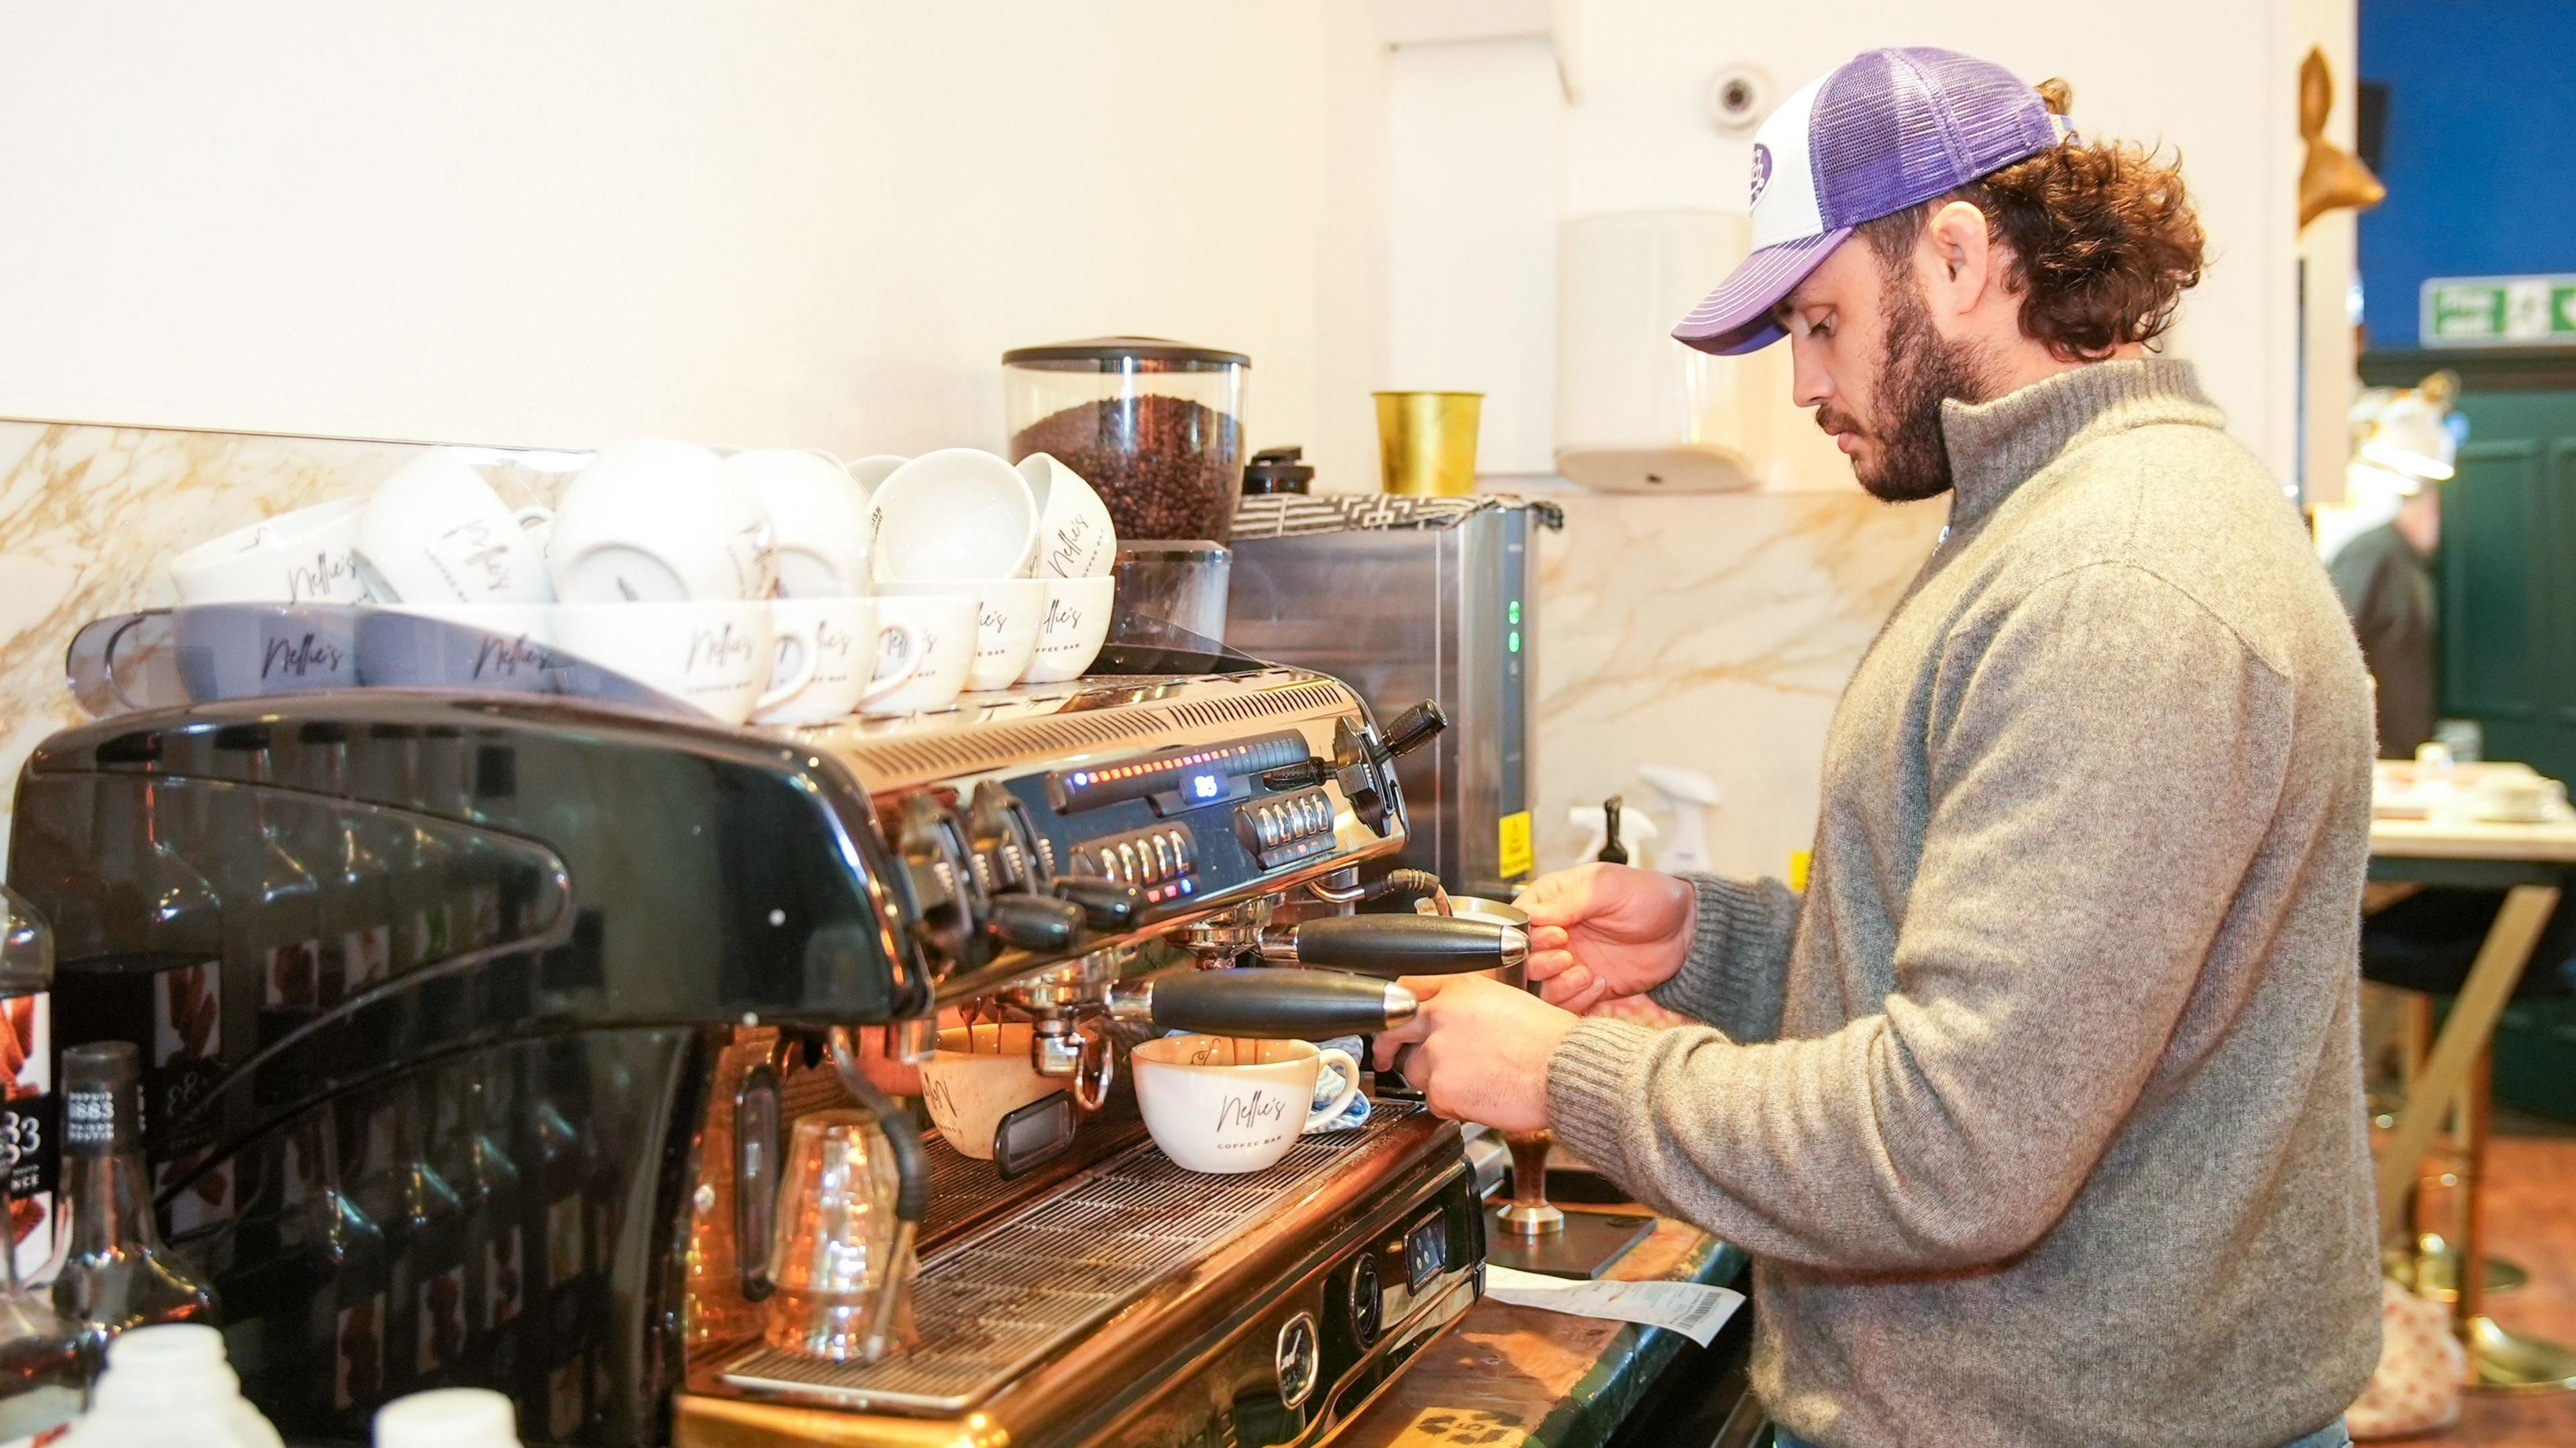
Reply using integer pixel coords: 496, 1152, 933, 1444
865, 448, 1119, 712
349, 450, 564, 698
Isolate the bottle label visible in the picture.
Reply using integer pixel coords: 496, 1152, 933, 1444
344, 925, 392, 992
0, 993, 52, 1288
157, 1146, 234, 1237
263, 938, 323, 1009
61, 1085, 111, 1151
469, 885, 503, 947
336, 1290, 386, 1411
548, 1359, 586, 1440
417, 1262, 466, 1375
487, 1223, 524, 1328
152, 959, 223, 1066
546, 1193, 583, 1284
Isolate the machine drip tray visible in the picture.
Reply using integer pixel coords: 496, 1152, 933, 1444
720, 1103, 1427, 1415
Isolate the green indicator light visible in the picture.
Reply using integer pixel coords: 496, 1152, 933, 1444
1507, 630, 1521, 653
1507, 600, 1521, 624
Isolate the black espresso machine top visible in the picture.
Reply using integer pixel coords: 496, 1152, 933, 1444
5, 664, 1491, 1445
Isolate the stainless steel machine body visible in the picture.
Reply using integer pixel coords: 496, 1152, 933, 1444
1227, 502, 1542, 900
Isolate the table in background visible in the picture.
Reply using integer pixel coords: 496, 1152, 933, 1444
2369, 782, 2576, 1392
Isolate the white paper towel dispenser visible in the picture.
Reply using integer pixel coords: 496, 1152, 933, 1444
1554, 209, 1784, 492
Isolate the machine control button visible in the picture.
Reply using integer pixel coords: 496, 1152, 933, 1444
1252, 809, 1279, 847
1151, 835, 1174, 877
1275, 1310, 1320, 1409
1114, 843, 1140, 882
1348, 1254, 1384, 1347
1304, 797, 1328, 834
1169, 829, 1193, 868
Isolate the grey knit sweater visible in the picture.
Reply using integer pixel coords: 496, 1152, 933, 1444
1547, 360, 2381, 1448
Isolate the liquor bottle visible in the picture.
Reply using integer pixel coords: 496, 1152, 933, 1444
0, 887, 80, 1447
50, 1043, 219, 1373
427, 731, 506, 954
50, 776, 229, 1268
396, 734, 458, 970
429, 1061, 523, 1391
211, 726, 322, 1066
283, 1109, 388, 1437
350, 1082, 466, 1403
294, 726, 395, 1084
518, 1044, 592, 1439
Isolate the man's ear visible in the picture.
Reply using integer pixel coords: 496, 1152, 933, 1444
1921, 199, 1996, 318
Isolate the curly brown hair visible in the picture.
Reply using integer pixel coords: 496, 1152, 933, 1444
1856, 79, 2206, 362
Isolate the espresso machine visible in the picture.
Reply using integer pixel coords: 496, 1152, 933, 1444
7, 663, 1524, 1447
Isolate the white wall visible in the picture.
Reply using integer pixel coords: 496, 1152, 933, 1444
0, 3, 1391, 480
1389, 0, 2335, 492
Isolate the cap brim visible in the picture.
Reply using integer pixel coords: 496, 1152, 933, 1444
1671, 229, 1850, 355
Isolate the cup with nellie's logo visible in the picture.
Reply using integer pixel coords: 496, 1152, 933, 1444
551, 600, 815, 724
1129, 1035, 1361, 1174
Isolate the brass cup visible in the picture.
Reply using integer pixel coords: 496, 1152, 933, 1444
1373, 391, 1484, 496
763, 1109, 918, 1361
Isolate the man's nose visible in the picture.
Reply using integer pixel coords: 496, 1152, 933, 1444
1789, 337, 1831, 411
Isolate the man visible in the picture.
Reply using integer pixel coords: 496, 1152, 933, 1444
2328, 384, 2455, 758
1374, 48, 2380, 1448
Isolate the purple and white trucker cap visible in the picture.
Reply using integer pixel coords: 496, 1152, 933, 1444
1674, 48, 2064, 356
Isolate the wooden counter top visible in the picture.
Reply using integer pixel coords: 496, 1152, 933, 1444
1328, 1218, 1747, 1448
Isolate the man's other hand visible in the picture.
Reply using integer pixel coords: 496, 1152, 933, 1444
1514, 864, 1696, 1013
1371, 974, 1578, 1133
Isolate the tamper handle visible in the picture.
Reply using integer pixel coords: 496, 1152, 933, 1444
1290, 914, 1525, 975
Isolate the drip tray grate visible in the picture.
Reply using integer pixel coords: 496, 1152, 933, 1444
720, 1103, 1422, 1414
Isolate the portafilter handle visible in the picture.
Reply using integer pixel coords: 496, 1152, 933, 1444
1276, 913, 1526, 977
1110, 968, 1417, 1038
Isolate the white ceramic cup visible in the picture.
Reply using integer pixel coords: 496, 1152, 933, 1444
357, 602, 564, 693
353, 453, 555, 606
728, 448, 873, 599
755, 596, 926, 725
869, 449, 1036, 586
552, 600, 816, 725
168, 496, 372, 606
550, 439, 775, 604
174, 603, 360, 702
859, 594, 979, 716
1022, 575, 1118, 685
1016, 453, 1118, 579
916, 578, 1042, 692
845, 455, 908, 492
918, 1023, 1065, 1161
2473, 771, 2569, 824
848, 454, 906, 563
1130, 1036, 1361, 1175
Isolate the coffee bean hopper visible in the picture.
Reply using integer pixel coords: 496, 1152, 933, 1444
10, 661, 1520, 1447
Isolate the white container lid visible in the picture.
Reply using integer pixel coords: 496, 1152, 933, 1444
374, 1387, 521, 1448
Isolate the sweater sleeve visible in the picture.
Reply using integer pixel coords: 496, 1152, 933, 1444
1548, 563, 2287, 1272
1646, 873, 1799, 1044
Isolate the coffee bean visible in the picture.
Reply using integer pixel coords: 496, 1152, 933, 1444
1012, 394, 1242, 543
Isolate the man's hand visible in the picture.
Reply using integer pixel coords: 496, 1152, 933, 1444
1514, 864, 1696, 1013
1371, 974, 1580, 1133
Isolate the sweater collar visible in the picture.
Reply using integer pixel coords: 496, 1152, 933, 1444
1939, 357, 2223, 532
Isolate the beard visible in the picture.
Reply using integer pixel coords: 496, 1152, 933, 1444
1819, 270, 1997, 503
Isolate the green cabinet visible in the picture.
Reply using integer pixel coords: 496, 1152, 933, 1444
2440, 386, 2576, 783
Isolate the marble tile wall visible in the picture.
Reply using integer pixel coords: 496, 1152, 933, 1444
1528, 490, 1945, 885
0, 421, 514, 869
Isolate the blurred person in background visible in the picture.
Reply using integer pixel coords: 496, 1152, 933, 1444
2328, 376, 2459, 759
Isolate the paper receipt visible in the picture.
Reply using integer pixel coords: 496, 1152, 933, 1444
1483, 1264, 1746, 1346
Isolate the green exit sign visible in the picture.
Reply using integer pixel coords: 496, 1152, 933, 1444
2422, 274, 2576, 347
